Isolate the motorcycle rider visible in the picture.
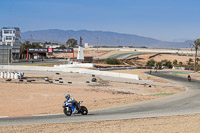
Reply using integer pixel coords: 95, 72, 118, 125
65, 94, 80, 111
188, 75, 191, 81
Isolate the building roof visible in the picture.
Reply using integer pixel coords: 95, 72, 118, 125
2, 27, 20, 31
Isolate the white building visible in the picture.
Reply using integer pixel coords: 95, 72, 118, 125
45, 43, 60, 48
0, 27, 21, 48
84, 42, 93, 48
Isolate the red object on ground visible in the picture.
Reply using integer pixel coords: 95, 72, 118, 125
27, 48, 28, 60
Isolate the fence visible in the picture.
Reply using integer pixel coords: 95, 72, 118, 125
0, 45, 12, 64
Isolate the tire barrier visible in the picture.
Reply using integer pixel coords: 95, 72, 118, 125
0, 72, 24, 79
99, 67, 137, 71
137, 66, 154, 69
149, 53, 173, 59
19, 79, 23, 82
49, 81, 53, 83
184, 68, 194, 71
91, 78, 97, 82
6, 79, 12, 82
172, 67, 194, 71
99, 66, 155, 71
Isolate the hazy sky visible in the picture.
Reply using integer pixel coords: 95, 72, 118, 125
0, 0, 200, 41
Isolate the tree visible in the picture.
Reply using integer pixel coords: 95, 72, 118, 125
173, 59, 178, 65
58, 45, 66, 49
160, 59, 173, 68
20, 42, 42, 57
179, 61, 183, 66
66, 38, 78, 48
193, 39, 200, 72
197, 58, 200, 64
146, 59, 156, 67
187, 58, 194, 65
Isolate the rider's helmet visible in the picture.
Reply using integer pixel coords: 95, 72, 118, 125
65, 94, 70, 100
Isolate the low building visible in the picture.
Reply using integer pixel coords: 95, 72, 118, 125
84, 42, 93, 48
0, 27, 21, 64
39, 42, 61, 48
0, 27, 21, 48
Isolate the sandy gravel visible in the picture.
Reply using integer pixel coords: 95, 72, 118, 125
1, 114, 200, 133
49, 50, 108, 59
152, 54, 195, 65
0, 80, 178, 117
0, 70, 188, 133
111, 69, 170, 83
0, 71, 184, 117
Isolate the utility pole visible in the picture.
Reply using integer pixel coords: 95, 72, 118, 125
96, 36, 98, 51
194, 44, 198, 72
30, 34, 33, 44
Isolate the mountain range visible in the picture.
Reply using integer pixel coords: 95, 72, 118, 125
21, 29, 193, 48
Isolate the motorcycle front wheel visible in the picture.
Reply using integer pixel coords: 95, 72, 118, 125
64, 107, 72, 116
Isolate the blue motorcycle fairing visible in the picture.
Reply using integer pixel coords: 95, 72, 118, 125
63, 100, 76, 113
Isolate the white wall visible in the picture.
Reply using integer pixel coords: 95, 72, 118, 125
0, 65, 140, 80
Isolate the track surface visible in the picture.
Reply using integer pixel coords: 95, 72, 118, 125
1, 71, 200, 126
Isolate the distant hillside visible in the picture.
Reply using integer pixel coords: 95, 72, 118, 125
21, 29, 193, 48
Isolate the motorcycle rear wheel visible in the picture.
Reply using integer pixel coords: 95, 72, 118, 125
80, 106, 88, 115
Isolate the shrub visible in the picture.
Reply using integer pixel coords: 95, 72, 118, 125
146, 59, 156, 67
160, 59, 173, 68
189, 58, 193, 62
179, 61, 183, 66
173, 59, 178, 65
106, 58, 120, 65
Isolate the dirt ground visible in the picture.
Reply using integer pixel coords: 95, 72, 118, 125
134, 53, 195, 66
111, 69, 170, 83
1, 114, 200, 133
0, 69, 191, 133
49, 49, 108, 59
0, 70, 184, 117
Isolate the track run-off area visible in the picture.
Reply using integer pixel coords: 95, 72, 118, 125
0, 71, 200, 126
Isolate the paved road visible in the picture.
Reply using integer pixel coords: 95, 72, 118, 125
1, 71, 200, 126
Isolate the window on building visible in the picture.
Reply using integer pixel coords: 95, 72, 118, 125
4, 30, 12, 34
6, 36, 12, 40
7, 42, 11, 45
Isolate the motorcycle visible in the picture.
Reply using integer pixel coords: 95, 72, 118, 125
188, 77, 191, 82
63, 101, 88, 116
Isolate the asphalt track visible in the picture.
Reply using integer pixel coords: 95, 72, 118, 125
1, 71, 200, 126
